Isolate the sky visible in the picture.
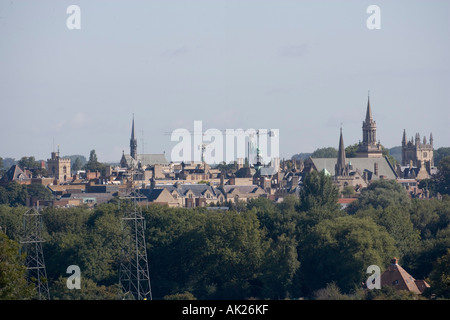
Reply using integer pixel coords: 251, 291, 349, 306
0, 0, 449, 163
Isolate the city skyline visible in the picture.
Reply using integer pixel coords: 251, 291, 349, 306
1, 0, 449, 163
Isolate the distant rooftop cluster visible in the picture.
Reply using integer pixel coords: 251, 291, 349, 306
0, 95, 438, 209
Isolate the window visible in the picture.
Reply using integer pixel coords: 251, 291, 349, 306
423, 152, 427, 158
392, 280, 399, 285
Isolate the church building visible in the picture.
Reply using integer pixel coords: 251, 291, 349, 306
47, 149, 71, 182
304, 95, 397, 187
400, 130, 434, 179
356, 95, 383, 158
120, 115, 168, 169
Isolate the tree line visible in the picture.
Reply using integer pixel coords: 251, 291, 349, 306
1, 160, 450, 300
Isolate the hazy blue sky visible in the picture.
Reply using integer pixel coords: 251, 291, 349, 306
1, 0, 449, 162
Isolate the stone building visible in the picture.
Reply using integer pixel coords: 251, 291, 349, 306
47, 150, 71, 182
120, 115, 168, 169
356, 95, 383, 158
400, 130, 434, 179
304, 96, 396, 189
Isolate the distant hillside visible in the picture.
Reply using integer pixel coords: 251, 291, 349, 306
63, 155, 87, 166
292, 152, 312, 160
388, 146, 402, 163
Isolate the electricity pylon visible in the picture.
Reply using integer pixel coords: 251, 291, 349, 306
118, 187, 152, 300
20, 207, 50, 300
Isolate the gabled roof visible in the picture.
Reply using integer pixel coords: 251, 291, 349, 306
156, 184, 221, 198
1, 165, 31, 183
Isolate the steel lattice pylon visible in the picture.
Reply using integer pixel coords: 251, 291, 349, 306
118, 190, 152, 300
20, 207, 50, 300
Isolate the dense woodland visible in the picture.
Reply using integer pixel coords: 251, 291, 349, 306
1, 157, 450, 300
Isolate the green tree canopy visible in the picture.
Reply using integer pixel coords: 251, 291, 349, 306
310, 147, 338, 158
347, 179, 411, 214
434, 147, 450, 167
298, 216, 397, 295
298, 170, 340, 213
434, 156, 450, 195
83, 150, 106, 175
0, 231, 35, 299
426, 248, 450, 299
355, 206, 420, 257
17, 156, 40, 170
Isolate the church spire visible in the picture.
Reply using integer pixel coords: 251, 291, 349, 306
356, 93, 382, 158
335, 126, 348, 177
130, 114, 138, 160
365, 92, 373, 123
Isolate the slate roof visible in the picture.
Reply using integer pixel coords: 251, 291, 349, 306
121, 154, 168, 167
140, 188, 165, 201
222, 185, 264, 194
309, 156, 397, 180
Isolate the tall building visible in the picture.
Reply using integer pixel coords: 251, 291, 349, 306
401, 130, 434, 167
356, 95, 383, 158
47, 149, 71, 182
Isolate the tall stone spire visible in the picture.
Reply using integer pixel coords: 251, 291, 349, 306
130, 114, 138, 160
356, 93, 382, 158
365, 94, 373, 123
363, 94, 377, 145
335, 127, 348, 177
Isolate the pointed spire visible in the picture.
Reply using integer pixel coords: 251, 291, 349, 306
365, 92, 373, 123
335, 126, 348, 177
402, 129, 407, 145
130, 114, 138, 160
131, 113, 135, 141
430, 132, 433, 146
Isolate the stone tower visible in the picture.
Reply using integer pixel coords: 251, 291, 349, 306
356, 95, 383, 158
401, 130, 434, 169
130, 114, 137, 160
47, 148, 71, 182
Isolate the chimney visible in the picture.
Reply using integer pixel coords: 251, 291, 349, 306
391, 257, 398, 265
374, 162, 378, 176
